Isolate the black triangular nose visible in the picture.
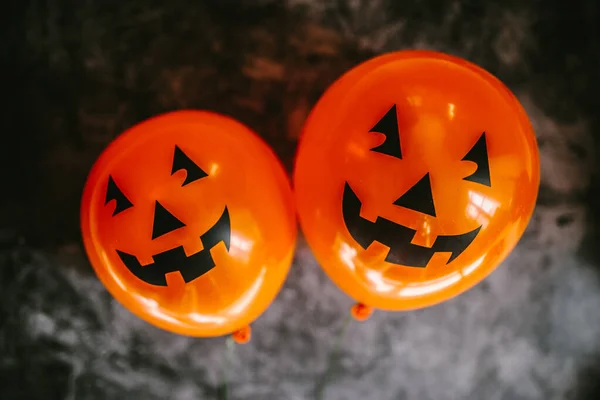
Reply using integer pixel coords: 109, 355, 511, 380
152, 201, 186, 239
393, 173, 437, 217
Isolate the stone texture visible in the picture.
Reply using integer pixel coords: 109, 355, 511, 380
1, 1, 599, 399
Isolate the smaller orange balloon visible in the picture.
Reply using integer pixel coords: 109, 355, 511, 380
81, 110, 297, 338
294, 50, 540, 312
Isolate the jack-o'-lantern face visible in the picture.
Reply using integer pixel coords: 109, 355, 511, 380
342, 105, 489, 268
81, 111, 297, 337
293, 50, 539, 311
105, 145, 231, 286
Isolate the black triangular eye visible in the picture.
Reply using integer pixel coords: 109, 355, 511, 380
105, 175, 133, 216
393, 173, 436, 217
461, 132, 491, 187
152, 201, 186, 239
171, 145, 208, 186
369, 104, 403, 159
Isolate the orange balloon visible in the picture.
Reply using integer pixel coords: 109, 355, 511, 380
81, 110, 297, 337
294, 50, 539, 312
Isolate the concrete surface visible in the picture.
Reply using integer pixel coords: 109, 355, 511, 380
1, 1, 599, 399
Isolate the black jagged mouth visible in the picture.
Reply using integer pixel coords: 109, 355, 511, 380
342, 183, 480, 268
116, 207, 231, 286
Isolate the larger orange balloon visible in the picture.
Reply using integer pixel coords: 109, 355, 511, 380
294, 50, 539, 312
81, 110, 297, 337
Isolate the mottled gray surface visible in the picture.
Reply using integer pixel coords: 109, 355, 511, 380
1, 1, 599, 399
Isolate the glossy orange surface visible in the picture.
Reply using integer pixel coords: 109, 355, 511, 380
294, 50, 539, 311
81, 110, 297, 337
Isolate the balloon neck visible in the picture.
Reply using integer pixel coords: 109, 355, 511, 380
232, 325, 251, 344
351, 303, 373, 321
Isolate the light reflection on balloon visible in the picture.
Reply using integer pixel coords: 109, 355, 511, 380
448, 103, 456, 119
226, 267, 267, 317
338, 241, 358, 270
461, 254, 486, 276
399, 272, 462, 297
228, 231, 253, 262
467, 190, 500, 226
188, 312, 228, 325
132, 295, 185, 325
364, 269, 396, 293
135, 295, 159, 310
421, 219, 433, 248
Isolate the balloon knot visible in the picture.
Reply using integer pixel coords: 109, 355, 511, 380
232, 325, 251, 344
351, 303, 373, 321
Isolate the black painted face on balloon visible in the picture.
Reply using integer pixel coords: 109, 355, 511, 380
342, 105, 491, 268
105, 145, 231, 286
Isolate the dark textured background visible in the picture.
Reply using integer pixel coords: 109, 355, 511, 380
1, 1, 599, 399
